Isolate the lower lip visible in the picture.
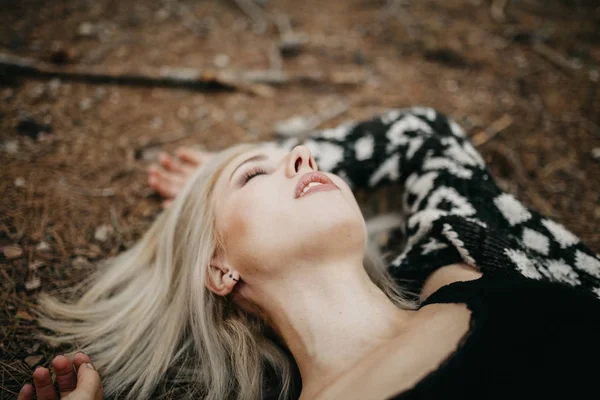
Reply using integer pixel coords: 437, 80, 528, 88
298, 183, 340, 198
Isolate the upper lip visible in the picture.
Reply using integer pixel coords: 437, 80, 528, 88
295, 171, 337, 199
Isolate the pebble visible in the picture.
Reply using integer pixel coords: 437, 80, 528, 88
150, 116, 164, 130
36, 241, 51, 252
95, 87, 106, 101
155, 8, 169, 21
94, 224, 113, 242
177, 106, 190, 120
445, 79, 459, 93
2, 139, 19, 154
78, 22, 96, 37
592, 148, 600, 161
25, 275, 41, 291
72, 256, 91, 269
233, 110, 248, 125
2, 245, 23, 259
14, 177, 26, 187
79, 98, 93, 111
214, 54, 230, 68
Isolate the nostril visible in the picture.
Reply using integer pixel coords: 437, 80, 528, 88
295, 157, 302, 172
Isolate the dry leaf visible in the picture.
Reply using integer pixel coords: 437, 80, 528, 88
29, 260, 45, 271
24, 355, 44, 368
16, 310, 35, 321
25, 275, 41, 291
2, 245, 23, 259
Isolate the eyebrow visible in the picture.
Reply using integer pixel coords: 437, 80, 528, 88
229, 154, 268, 183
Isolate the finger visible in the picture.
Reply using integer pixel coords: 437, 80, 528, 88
151, 168, 185, 198
52, 354, 77, 397
158, 152, 186, 173
18, 384, 34, 400
176, 147, 205, 166
74, 362, 101, 399
33, 367, 57, 400
73, 353, 104, 400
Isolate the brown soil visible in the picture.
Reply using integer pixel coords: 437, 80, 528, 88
1, 0, 599, 398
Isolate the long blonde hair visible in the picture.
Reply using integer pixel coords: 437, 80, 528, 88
36, 143, 415, 400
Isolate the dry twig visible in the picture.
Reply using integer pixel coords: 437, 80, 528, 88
532, 42, 582, 77
471, 114, 513, 147
58, 177, 116, 197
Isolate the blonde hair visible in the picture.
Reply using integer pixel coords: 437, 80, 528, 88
36, 143, 415, 400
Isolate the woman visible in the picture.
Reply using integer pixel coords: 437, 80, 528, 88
20, 107, 600, 400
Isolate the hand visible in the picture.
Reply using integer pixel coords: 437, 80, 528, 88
18, 352, 103, 400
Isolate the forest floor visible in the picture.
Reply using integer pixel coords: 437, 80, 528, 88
1, 0, 599, 398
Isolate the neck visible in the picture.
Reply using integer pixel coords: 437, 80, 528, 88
249, 257, 413, 397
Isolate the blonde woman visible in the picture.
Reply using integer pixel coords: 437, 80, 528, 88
19, 107, 600, 400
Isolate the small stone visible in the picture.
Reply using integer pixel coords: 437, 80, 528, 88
149, 116, 163, 130
14, 177, 26, 187
25, 275, 41, 291
29, 260, 45, 271
214, 54, 230, 68
445, 79, 459, 93
29, 84, 46, 100
177, 106, 190, 120
233, 110, 248, 125
72, 256, 91, 269
110, 91, 120, 105
24, 355, 44, 368
194, 106, 209, 120
141, 147, 161, 161
592, 148, 600, 160
78, 22, 96, 37
2, 140, 19, 154
36, 241, 51, 252
155, 8, 169, 21
79, 98, 93, 111
2, 245, 23, 259
94, 224, 113, 242
95, 87, 106, 101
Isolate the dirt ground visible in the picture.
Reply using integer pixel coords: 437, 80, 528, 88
1, 0, 599, 398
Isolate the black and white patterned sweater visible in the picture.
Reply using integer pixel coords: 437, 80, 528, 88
272, 107, 600, 299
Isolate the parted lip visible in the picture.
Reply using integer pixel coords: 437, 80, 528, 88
294, 171, 338, 199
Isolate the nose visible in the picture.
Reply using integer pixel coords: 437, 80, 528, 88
287, 145, 317, 176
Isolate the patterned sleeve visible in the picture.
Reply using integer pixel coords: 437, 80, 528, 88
273, 107, 600, 299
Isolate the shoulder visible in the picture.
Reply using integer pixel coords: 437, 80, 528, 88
420, 263, 482, 303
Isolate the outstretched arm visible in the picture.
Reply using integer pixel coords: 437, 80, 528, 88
277, 107, 600, 299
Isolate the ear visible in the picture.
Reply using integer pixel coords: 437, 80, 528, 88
205, 255, 241, 296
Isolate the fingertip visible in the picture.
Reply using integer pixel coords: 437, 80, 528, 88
52, 354, 70, 369
18, 383, 33, 400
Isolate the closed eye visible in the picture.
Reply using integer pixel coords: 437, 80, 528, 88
241, 167, 268, 185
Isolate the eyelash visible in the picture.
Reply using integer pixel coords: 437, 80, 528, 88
241, 167, 267, 184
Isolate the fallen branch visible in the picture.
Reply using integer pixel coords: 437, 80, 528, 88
0, 53, 362, 96
58, 177, 115, 197
471, 114, 513, 147
532, 42, 582, 77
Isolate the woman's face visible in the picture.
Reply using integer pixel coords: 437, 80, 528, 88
211, 145, 367, 284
